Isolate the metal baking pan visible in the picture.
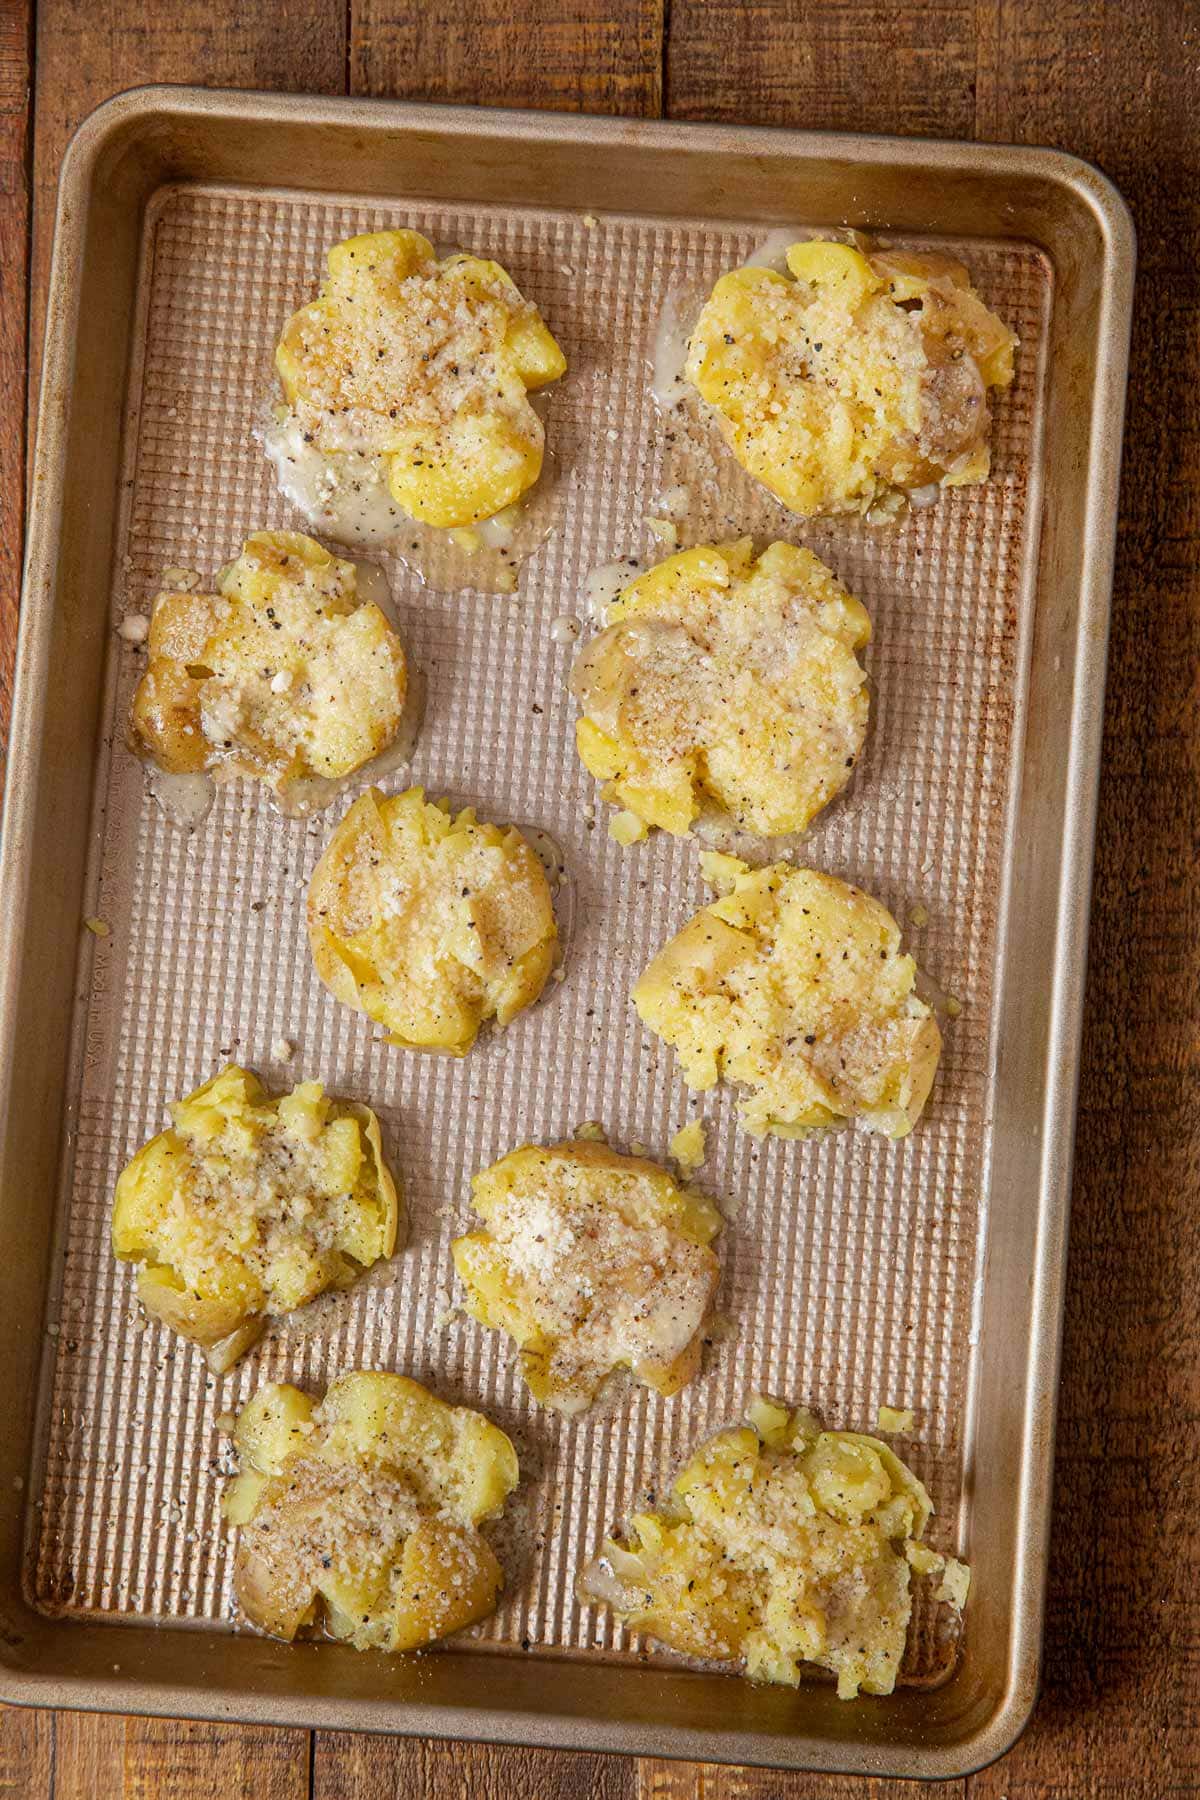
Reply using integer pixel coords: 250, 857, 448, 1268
0, 87, 1132, 1777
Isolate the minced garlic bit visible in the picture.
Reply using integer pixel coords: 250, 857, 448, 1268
224, 1371, 517, 1650
668, 1120, 707, 1173
645, 516, 679, 547
634, 853, 941, 1138
307, 786, 557, 1055
128, 531, 408, 802
271, 1038, 296, 1063
452, 1140, 722, 1413
83, 916, 110, 938
117, 613, 150, 645
275, 229, 566, 528
574, 1120, 607, 1143
111, 1065, 402, 1371
581, 1396, 966, 1700
877, 1404, 915, 1434
572, 539, 870, 840
686, 240, 1018, 518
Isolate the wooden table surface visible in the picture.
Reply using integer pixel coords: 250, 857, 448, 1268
1, 1, 1197, 1795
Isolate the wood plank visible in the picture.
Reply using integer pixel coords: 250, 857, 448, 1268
313, 1734, 637, 1799
665, 0, 979, 137
0, 1706, 53, 1799
967, 1, 1200, 1797
0, 0, 31, 743
120, 1720, 309, 1800
28, 0, 348, 427
350, 0, 664, 114
49, 1712, 125, 1799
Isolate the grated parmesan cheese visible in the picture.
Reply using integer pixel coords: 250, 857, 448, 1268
452, 1141, 723, 1413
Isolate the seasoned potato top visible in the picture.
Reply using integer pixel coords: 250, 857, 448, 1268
452, 1140, 723, 1414
307, 786, 557, 1055
111, 1066, 401, 1371
128, 531, 408, 800
572, 539, 870, 839
581, 1396, 967, 1699
634, 853, 941, 1138
276, 229, 566, 528
224, 1371, 518, 1651
686, 241, 1017, 518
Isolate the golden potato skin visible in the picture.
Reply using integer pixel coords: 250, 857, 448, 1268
128, 531, 408, 797
307, 786, 557, 1055
111, 1066, 401, 1370
582, 1396, 959, 1700
452, 1140, 723, 1414
634, 853, 941, 1139
685, 241, 1017, 518
572, 539, 870, 839
276, 229, 566, 528
224, 1371, 518, 1651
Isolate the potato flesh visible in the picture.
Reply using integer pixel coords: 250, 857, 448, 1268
128, 530, 408, 795
452, 1141, 723, 1414
226, 1371, 518, 1651
307, 785, 557, 1055
685, 242, 1017, 518
583, 1399, 953, 1699
110, 1066, 401, 1365
634, 854, 941, 1138
275, 230, 566, 528
572, 539, 870, 838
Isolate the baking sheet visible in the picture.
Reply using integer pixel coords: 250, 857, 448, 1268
25, 179, 1049, 1693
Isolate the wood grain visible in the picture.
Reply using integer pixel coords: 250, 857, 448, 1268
313, 1735, 637, 1799
8, 0, 1200, 1795
665, 0, 979, 137
351, 0, 664, 114
0, 1706, 53, 1798
49, 1711, 125, 1799
0, 0, 30, 747
119, 1721, 309, 1799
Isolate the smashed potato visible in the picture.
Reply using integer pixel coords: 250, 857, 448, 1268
686, 241, 1017, 518
581, 1396, 967, 1699
452, 1140, 723, 1414
224, 1371, 518, 1650
307, 786, 557, 1054
276, 229, 566, 528
572, 539, 870, 838
128, 531, 408, 801
111, 1066, 401, 1371
634, 853, 941, 1138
